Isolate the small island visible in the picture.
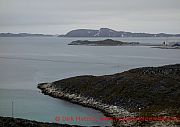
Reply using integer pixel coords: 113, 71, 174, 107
68, 39, 139, 46
152, 42, 180, 49
68, 39, 180, 50
38, 64, 180, 126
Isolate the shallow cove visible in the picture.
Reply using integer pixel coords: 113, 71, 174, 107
0, 89, 112, 126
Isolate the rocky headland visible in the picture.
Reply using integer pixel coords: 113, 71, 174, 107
38, 64, 180, 126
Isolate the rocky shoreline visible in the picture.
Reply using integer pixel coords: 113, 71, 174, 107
38, 83, 135, 126
38, 64, 180, 126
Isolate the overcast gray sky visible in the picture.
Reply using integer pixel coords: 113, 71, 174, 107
0, 0, 180, 34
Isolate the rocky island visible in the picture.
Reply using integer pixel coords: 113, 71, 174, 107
38, 64, 180, 126
68, 39, 139, 46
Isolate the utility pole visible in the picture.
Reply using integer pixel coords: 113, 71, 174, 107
12, 100, 14, 118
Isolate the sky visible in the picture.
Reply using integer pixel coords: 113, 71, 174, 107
0, 0, 180, 34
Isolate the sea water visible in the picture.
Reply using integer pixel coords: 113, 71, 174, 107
0, 37, 180, 126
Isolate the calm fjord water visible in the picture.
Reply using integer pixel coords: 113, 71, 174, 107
0, 37, 180, 126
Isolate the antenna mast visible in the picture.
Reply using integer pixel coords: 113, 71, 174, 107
12, 100, 14, 118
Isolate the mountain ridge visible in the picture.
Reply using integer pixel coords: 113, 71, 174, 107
1, 28, 180, 37
60, 28, 180, 37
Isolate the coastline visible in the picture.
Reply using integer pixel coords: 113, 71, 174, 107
37, 64, 180, 126
37, 83, 135, 126
151, 46, 180, 49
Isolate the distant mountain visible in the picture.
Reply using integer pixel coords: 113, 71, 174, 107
0, 33, 53, 37
59, 28, 180, 37
1, 29, 180, 37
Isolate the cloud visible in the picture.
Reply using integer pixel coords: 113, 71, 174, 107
0, 0, 180, 34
